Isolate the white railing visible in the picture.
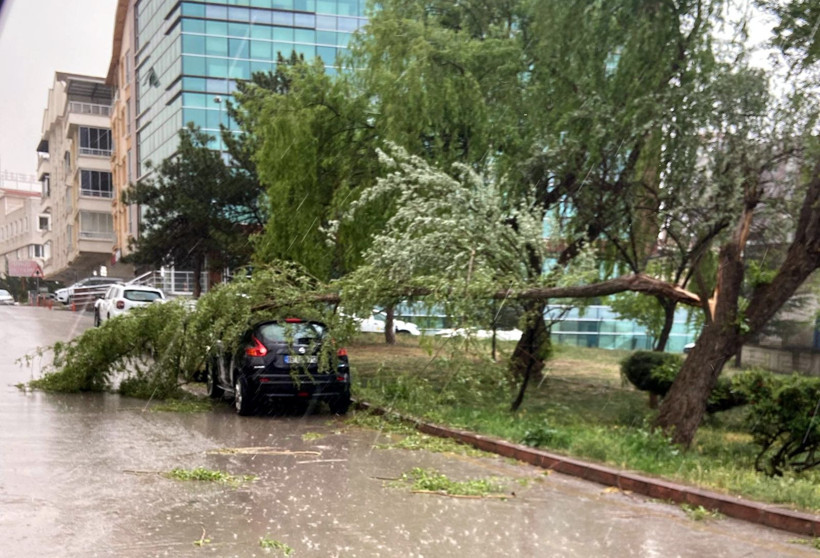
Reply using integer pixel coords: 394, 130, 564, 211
79, 231, 115, 240
128, 269, 207, 297
80, 189, 114, 199
68, 102, 111, 117
79, 147, 112, 157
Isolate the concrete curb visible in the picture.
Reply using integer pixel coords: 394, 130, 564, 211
355, 401, 820, 537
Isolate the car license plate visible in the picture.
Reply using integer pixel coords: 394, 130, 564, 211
284, 355, 318, 364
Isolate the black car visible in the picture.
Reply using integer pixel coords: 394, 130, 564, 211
206, 319, 351, 415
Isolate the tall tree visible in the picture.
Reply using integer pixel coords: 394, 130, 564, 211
123, 125, 256, 297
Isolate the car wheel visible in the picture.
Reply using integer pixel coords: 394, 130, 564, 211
234, 376, 255, 416
328, 390, 351, 415
94, 310, 101, 327
206, 360, 224, 399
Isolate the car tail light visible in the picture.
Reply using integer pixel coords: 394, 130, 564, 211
245, 336, 268, 357
337, 348, 348, 357
116, 300, 125, 309
285, 318, 303, 323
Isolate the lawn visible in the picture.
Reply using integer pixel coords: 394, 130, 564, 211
346, 333, 820, 512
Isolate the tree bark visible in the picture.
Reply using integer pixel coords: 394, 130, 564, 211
193, 254, 203, 299
510, 303, 549, 411
385, 304, 396, 345
654, 297, 676, 352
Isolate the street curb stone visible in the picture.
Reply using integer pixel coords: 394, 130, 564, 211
355, 400, 820, 537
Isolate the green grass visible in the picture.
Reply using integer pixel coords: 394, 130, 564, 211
259, 535, 293, 555
391, 467, 506, 497
164, 466, 255, 487
347, 335, 820, 512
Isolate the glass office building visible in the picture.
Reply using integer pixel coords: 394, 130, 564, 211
134, 0, 367, 177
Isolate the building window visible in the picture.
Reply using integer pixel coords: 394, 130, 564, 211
80, 170, 114, 198
79, 211, 114, 240
31, 244, 45, 258
42, 173, 51, 197
79, 127, 113, 156
64, 151, 71, 173
38, 214, 51, 232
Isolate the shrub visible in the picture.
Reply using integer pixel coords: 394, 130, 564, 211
734, 369, 820, 476
620, 351, 682, 396
620, 351, 746, 413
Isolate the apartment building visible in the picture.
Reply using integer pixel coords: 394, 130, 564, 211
0, 171, 46, 279
108, 0, 139, 262
35, 72, 119, 283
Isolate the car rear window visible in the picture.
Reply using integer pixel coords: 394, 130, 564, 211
257, 322, 326, 344
124, 290, 163, 302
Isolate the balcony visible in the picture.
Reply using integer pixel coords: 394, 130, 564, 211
80, 189, 114, 199
78, 147, 113, 157
68, 102, 111, 117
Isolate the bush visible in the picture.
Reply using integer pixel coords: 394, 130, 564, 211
620, 351, 746, 413
620, 351, 682, 396
734, 369, 820, 476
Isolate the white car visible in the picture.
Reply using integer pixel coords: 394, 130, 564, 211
0, 289, 14, 305
356, 310, 422, 336
436, 328, 523, 341
94, 284, 166, 326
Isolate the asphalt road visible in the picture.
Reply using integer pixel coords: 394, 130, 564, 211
0, 305, 815, 557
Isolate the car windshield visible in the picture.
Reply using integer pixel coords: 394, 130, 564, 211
124, 290, 162, 302
0, 289, 10, 296
257, 322, 326, 344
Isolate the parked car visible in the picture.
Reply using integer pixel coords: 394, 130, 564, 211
56, 277, 122, 304
94, 284, 166, 326
356, 309, 422, 336
436, 328, 523, 341
0, 289, 14, 305
206, 318, 351, 416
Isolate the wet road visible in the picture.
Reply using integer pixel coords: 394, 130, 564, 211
0, 305, 815, 557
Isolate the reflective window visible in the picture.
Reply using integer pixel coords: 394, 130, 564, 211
317, 30, 336, 45
295, 29, 315, 43
337, 17, 357, 32
273, 11, 293, 26
273, 26, 294, 41
205, 5, 227, 20
228, 22, 250, 37
182, 34, 206, 54
229, 38, 250, 58
181, 2, 205, 17
206, 36, 228, 56
251, 40, 273, 59
272, 0, 294, 8
294, 13, 316, 28
337, 0, 357, 16
228, 7, 250, 22
294, 0, 316, 11
206, 20, 228, 36
182, 18, 206, 33
183, 55, 207, 76
316, 15, 336, 29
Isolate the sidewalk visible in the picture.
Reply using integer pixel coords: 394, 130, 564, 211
356, 401, 820, 537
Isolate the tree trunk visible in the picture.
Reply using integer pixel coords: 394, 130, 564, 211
654, 298, 676, 352
193, 254, 203, 299
510, 303, 549, 411
385, 304, 396, 345
656, 322, 740, 443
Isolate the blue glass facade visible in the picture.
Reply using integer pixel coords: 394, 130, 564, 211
135, 0, 366, 176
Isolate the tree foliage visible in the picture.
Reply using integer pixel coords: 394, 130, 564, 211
123, 125, 259, 296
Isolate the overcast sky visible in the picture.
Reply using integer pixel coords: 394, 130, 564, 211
0, 0, 117, 177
